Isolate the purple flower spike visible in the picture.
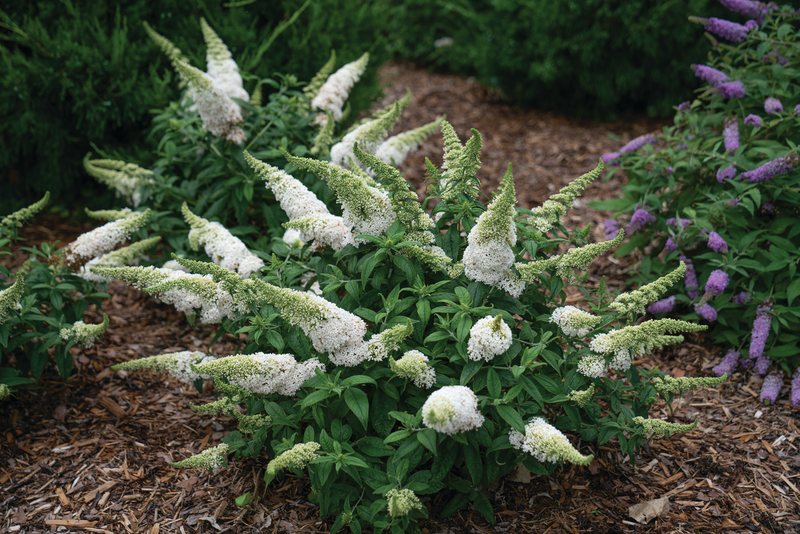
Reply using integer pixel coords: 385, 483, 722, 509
733, 291, 751, 304
741, 153, 800, 183
627, 208, 656, 235
749, 302, 773, 367
721, 0, 769, 23
755, 354, 773, 376
718, 81, 746, 99
678, 101, 691, 112
760, 372, 783, 404
691, 64, 730, 86
765, 97, 783, 115
795, 104, 800, 117
744, 114, 762, 127
601, 152, 620, 165
762, 202, 775, 214
705, 270, 730, 299
707, 231, 729, 253
664, 237, 678, 252
717, 165, 737, 182
713, 350, 740, 377
724, 198, 740, 208
691, 17, 749, 41
763, 49, 789, 65
648, 296, 676, 314
666, 217, 692, 229
723, 117, 739, 152
620, 134, 658, 154
603, 219, 620, 240
745, 19, 760, 30
695, 303, 718, 322
680, 256, 700, 298
791, 368, 800, 406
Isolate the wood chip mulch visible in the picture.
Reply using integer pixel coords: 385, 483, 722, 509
2, 61, 799, 534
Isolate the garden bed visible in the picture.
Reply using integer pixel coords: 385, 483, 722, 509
1, 61, 798, 534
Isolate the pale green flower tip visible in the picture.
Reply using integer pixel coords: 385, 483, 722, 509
386, 488, 423, 519
633, 416, 699, 437
447, 262, 465, 279
652, 374, 726, 394
0, 384, 11, 400
171, 443, 229, 471
266, 442, 321, 475
1, 192, 50, 230
0, 276, 25, 322
567, 385, 595, 408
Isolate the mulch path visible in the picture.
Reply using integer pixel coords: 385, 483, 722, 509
2, 61, 799, 534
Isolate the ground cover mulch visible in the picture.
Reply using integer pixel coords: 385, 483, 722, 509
2, 61, 799, 534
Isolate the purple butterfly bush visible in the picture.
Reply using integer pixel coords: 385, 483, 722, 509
721, 0, 770, 24
733, 291, 751, 304
749, 302, 773, 375
666, 217, 692, 229
745, 19, 760, 30
678, 101, 691, 112
795, 104, 800, 117
620, 134, 658, 154
603, 219, 620, 240
627, 208, 656, 235
744, 114, 762, 127
713, 349, 740, 377
723, 117, 739, 152
601, 152, 621, 165
760, 372, 783, 404
718, 81, 746, 99
680, 255, 700, 298
664, 237, 678, 252
764, 97, 783, 115
717, 165, 737, 182
707, 231, 729, 253
763, 49, 789, 65
690, 17, 749, 41
741, 153, 800, 183
691, 64, 730, 86
648, 296, 676, 314
704, 270, 730, 299
724, 198, 739, 208
762, 202, 775, 214
695, 303, 718, 322
791, 368, 800, 407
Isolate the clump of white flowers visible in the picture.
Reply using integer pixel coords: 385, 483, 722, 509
567, 385, 595, 407
386, 489, 424, 518
311, 53, 369, 124
245, 151, 353, 251
59, 313, 109, 348
651, 374, 727, 394
422, 385, 484, 435
517, 230, 625, 282
462, 164, 523, 296
175, 60, 246, 143
194, 352, 324, 396
182, 204, 264, 278
83, 155, 154, 208
0, 276, 24, 324
467, 315, 512, 361
200, 18, 249, 104
330, 98, 407, 170
389, 350, 436, 388
63, 210, 151, 267
78, 236, 161, 283
528, 161, 601, 233
633, 417, 698, 438
374, 117, 444, 166
111, 351, 217, 384
610, 262, 686, 316
509, 417, 593, 465
577, 354, 606, 378
172, 443, 229, 471
365, 322, 413, 361
550, 306, 601, 337
266, 442, 321, 475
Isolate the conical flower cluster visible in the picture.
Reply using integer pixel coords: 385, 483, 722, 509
517, 231, 625, 282
389, 350, 436, 388
610, 262, 686, 316
59, 313, 109, 349
467, 315, 513, 361
303, 50, 337, 103
365, 321, 413, 361
550, 306, 601, 338
111, 351, 217, 384
463, 164, 523, 296
83, 155, 154, 208
633, 417, 698, 437
244, 151, 353, 251
311, 53, 369, 124
172, 443, 229, 471
175, 60, 245, 143
63, 210, 152, 268
182, 204, 264, 278
422, 386, 484, 435
386, 489, 424, 519
200, 18, 249, 104
651, 373, 727, 394
329, 99, 405, 170
374, 117, 444, 167
266, 442, 321, 475
439, 122, 482, 201
1, 192, 50, 233
529, 161, 602, 232
0, 277, 25, 324
509, 417, 593, 465
78, 236, 161, 283
194, 352, 324, 396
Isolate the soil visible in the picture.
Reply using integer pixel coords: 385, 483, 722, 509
2, 61, 799, 534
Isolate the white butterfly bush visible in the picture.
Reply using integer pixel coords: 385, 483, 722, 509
63, 210, 151, 267
549, 306, 602, 338
509, 417, 593, 465
112, 351, 217, 383
422, 385, 485, 435
311, 53, 369, 124
467, 315, 513, 361
200, 18, 249, 104
194, 352, 325, 396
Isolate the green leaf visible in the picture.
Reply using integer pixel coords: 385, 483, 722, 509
358, 437, 395, 457
440, 492, 470, 518
487, 368, 502, 399
533, 374, 562, 395
301, 389, 337, 410
341, 375, 377, 387
343, 388, 369, 431
788, 278, 800, 307
416, 428, 438, 455
370, 388, 397, 437
463, 442, 482, 486
495, 405, 525, 433
472, 492, 495, 524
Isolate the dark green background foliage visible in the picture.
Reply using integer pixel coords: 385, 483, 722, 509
386, 0, 730, 119
0, 0, 389, 210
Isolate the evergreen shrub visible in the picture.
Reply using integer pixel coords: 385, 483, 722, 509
596, 1, 800, 406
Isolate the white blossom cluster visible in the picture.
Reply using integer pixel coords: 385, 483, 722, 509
341, 183, 396, 246
0, 277, 24, 324
509, 417, 593, 465
200, 18, 249, 104
59, 313, 109, 349
162, 260, 190, 272
467, 315, 512, 362
374, 118, 443, 167
266, 442, 321, 475
386, 489, 424, 519
183, 205, 264, 278
422, 385, 484, 435
364, 322, 413, 361
283, 228, 305, 247
77, 236, 161, 283
577, 354, 606, 378
172, 443, 229, 471
245, 152, 353, 251
63, 210, 150, 267
112, 351, 217, 383
194, 353, 325, 396
549, 306, 601, 337
311, 53, 369, 124
83, 156, 155, 208
389, 350, 436, 388
329, 98, 406, 171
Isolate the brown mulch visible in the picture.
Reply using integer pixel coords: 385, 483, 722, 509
2, 61, 800, 534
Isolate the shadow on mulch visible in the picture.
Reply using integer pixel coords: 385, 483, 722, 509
2, 61, 799, 534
